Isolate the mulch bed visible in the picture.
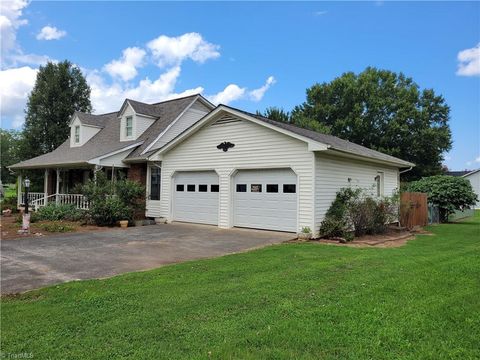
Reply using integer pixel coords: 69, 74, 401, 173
0, 215, 110, 240
295, 228, 430, 248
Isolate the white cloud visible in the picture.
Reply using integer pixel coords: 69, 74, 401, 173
208, 84, 246, 105
208, 76, 276, 105
87, 66, 204, 114
104, 47, 146, 81
36, 25, 66, 40
313, 11, 328, 16
0, 66, 38, 127
475, 156, 480, 163
457, 43, 480, 76
0, 0, 28, 63
1, 0, 52, 68
147, 32, 220, 67
249, 76, 276, 101
1, 13, 275, 126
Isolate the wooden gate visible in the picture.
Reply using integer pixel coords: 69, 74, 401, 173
400, 192, 428, 229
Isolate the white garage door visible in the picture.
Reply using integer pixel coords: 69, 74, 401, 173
234, 169, 297, 232
173, 171, 219, 225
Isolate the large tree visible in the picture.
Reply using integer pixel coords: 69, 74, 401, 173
0, 129, 22, 184
291, 67, 452, 180
19, 60, 92, 159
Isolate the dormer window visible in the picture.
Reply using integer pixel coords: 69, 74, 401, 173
74, 126, 80, 143
125, 116, 133, 138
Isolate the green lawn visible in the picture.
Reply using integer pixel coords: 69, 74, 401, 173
2, 213, 479, 359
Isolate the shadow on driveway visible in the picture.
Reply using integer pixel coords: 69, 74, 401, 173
1, 222, 295, 294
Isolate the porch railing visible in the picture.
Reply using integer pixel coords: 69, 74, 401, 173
19, 192, 44, 206
25, 193, 90, 211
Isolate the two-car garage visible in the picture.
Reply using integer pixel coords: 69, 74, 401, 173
172, 168, 298, 232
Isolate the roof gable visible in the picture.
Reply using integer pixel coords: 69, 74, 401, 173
149, 105, 414, 168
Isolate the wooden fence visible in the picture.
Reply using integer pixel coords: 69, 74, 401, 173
400, 192, 428, 229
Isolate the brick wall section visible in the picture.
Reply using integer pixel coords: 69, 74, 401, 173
127, 163, 147, 186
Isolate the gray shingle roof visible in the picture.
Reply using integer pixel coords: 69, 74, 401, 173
74, 111, 110, 128
223, 105, 414, 167
126, 95, 199, 160
446, 170, 472, 177
10, 95, 200, 169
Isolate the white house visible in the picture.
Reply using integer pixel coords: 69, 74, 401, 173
463, 170, 480, 209
11, 94, 414, 237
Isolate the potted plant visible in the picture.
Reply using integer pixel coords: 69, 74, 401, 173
298, 226, 312, 240
119, 220, 129, 228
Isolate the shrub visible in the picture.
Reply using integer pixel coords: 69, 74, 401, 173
0, 196, 18, 213
406, 175, 478, 222
36, 203, 84, 222
320, 188, 399, 240
89, 197, 130, 226
77, 171, 145, 226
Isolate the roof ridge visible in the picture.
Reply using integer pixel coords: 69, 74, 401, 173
149, 93, 199, 106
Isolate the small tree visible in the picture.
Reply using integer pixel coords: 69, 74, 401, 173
78, 171, 145, 226
406, 175, 478, 222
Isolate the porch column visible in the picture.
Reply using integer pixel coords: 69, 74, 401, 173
44, 169, 49, 205
55, 168, 60, 204
17, 174, 22, 206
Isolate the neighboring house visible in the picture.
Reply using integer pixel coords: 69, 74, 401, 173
10, 94, 414, 236
448, 169, 480, 209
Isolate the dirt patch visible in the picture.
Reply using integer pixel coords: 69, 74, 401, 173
310, 230, 420, 248
0, 215, 110, 240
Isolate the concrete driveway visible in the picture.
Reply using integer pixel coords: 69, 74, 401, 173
1, 223, 295, 294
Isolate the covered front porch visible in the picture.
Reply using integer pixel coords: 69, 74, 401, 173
17, 166, 126, 211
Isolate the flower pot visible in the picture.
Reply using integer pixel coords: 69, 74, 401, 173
119, 220, 129, 228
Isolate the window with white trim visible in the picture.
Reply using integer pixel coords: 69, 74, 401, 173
125, 116, 133, 138
376, 172, 384, 197
74, 126, 80, 143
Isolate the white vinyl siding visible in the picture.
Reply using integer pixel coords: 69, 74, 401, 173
157, 116, 315, 233
464, 171, 480, 209
147, 105, 209, 152
120, 103, 155, 141
70, 116, 101, 147
98, 148, 134, 167
314, 152, 399, 234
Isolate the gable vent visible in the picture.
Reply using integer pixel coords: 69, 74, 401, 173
211, 114, 242, 126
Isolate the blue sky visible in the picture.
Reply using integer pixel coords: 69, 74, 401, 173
1, 1, 479, 170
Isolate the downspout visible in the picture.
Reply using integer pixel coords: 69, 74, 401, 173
400, 166, 413, 174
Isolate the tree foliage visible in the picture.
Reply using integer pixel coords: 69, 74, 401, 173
0, 129, 22, 183
406, 175, 478, 222
77, 171, 145, 226
257, 107, 331, 133
20, 60, 91, 159
291, 67, 452, 180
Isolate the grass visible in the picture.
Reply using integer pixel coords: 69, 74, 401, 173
2, 213, 479, 359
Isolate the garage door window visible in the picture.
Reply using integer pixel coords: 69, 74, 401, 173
251, 184, 262, 192
266, 184, 278, 193
187, 184, 195, 192
211, 184, 219, 192
236, 184, 247, 192
176, 184, 184, 192
283, 184, 296, 193
199, 184, 208, 192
